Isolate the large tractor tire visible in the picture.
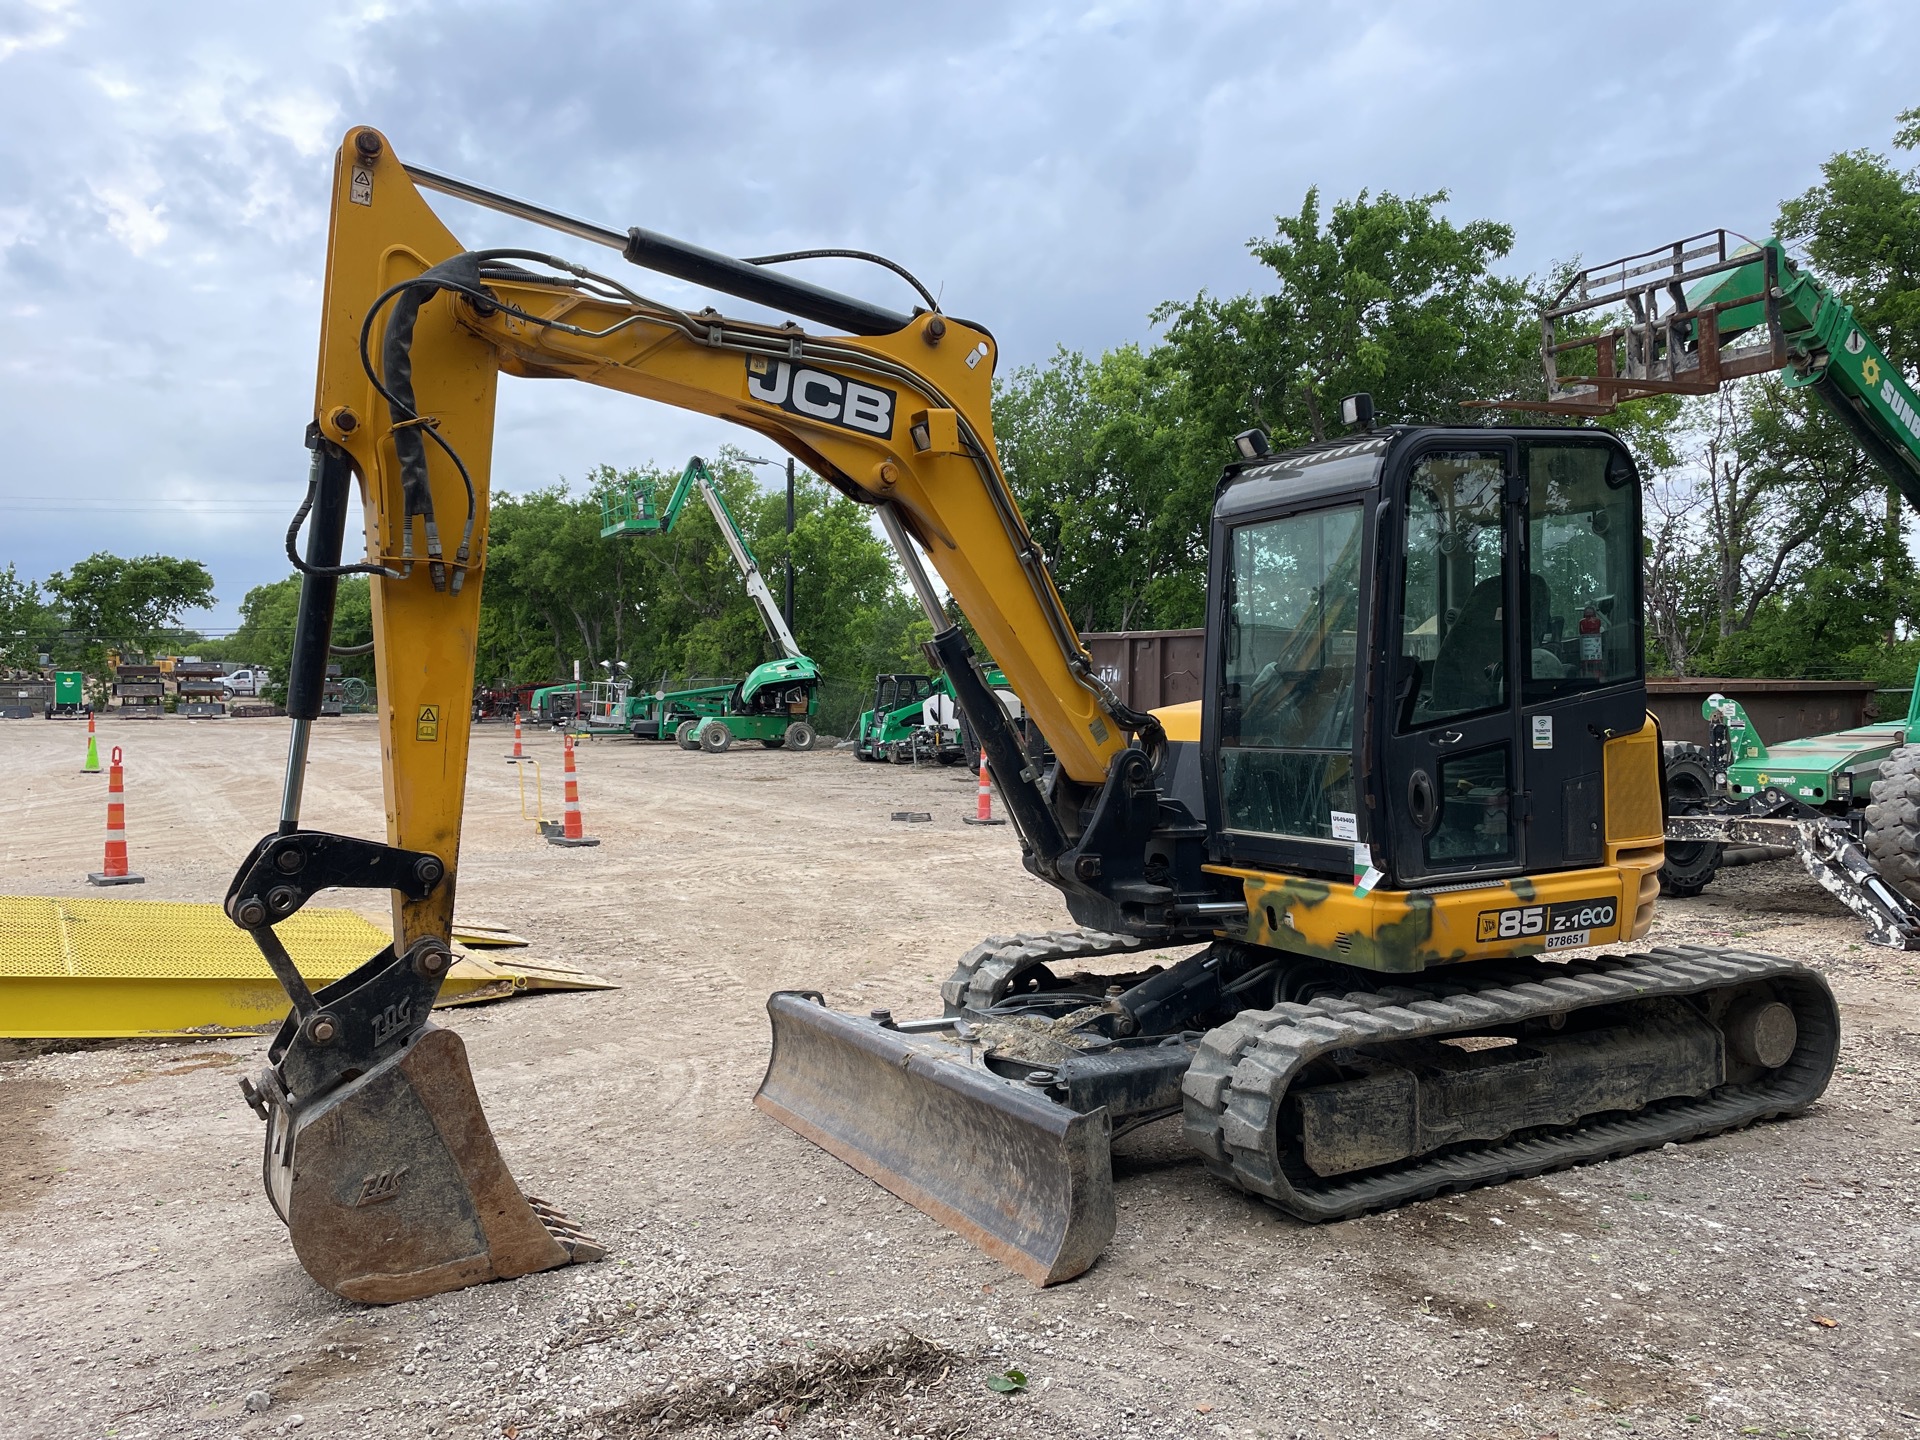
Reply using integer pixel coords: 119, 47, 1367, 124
1865, 743, 1920, 905
675, 719, 701, 750
784, 721, 817, 752
700, 721, 734, 754
1660, 741, 1723, 899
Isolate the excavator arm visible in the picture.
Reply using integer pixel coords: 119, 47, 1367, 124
237, 126, 1229, 1302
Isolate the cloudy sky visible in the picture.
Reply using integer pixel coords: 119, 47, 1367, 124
3, 0, 1916, 631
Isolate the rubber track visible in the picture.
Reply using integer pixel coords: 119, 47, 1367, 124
1181, 945, 1838, 1222
941, 928, 1160, 1017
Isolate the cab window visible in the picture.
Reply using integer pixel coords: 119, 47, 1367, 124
1400, 453, 1508, 728
1522, 443, 1640, 700
1218, 504, 1363, 841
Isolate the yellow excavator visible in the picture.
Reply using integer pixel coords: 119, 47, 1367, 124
232, 127, 1839, 1302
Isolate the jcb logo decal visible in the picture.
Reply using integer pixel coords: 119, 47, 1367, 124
746, 358, 894, 438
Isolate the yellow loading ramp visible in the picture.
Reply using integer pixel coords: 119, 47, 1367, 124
0, 896, 613, 1039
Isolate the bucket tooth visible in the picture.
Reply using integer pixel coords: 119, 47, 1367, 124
271, 1023, 601, 1302
754, 991, 1115, 1286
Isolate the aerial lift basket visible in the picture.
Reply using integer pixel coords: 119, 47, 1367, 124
755, 990, 1115, 1286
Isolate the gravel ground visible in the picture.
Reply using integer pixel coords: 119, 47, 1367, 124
1, 715, 1916, 1440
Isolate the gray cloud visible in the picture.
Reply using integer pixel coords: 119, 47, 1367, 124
2, 0, 1916, 629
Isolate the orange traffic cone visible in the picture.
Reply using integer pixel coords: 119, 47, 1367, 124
505, 711, 526, 762
962, 753, 1007, 826
547, 733, 600, 847
88, 746, 146, 885
80, 712, 100, 773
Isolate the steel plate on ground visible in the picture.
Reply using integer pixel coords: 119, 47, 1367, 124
0, 896, 614, 1037
754, 990, 1115, 1286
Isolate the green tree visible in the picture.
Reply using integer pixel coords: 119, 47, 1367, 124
1776, 106, 1920, 575
43, 552, 215, 684
1154, 186, 1538, 446
994, 345, 1214, 630
473, 450, 922, 733
0, 564, 59, 670
224, 575, 375, 700
478, 480, 634, 686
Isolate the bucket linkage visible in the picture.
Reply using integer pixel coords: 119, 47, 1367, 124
228, 830, 601, 1302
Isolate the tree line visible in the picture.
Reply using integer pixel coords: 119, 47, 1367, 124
9, 112, 1917, 714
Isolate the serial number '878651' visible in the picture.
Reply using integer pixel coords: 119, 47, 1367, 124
1476, 897, 1618, 944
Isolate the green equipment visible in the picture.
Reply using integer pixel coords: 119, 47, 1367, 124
602, 458, 820, 753
855, 673, 956, 763
47, 670, 86, 719
1499, 230, 1920, 946
1712, 686, 1918, 808
854, 666, 1018, 764
530, 672, 637, 734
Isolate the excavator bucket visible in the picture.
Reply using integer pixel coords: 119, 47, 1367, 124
255, 1023, 602, 1304
754, 991, 1115, 1286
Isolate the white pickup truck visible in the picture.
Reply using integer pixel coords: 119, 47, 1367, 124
222, 667, 270, 697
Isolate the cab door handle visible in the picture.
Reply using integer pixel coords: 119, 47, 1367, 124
1429, 730, 1464, 747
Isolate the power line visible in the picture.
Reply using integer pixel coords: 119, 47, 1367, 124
0, 497, 295, 513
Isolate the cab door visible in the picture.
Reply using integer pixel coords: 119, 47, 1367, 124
1382, 443, 1527, 885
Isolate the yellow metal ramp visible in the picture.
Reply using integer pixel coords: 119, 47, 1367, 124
0, 896, 614, 1038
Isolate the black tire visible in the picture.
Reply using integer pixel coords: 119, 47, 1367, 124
1660, 741, 1723, 898
675, 719, 701, 750
1865, 743, 1920, 905
700, 721, 733, 754
785, 721, 816, 751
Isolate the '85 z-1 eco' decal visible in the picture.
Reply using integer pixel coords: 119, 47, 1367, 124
1476, 896, 1618, 950
746, 356, 895, 438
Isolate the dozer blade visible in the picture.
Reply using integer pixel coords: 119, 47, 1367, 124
754, 991, 1115, 1286
261, 1023, 603, 1303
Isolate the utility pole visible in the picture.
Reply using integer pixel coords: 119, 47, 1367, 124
783, 456, 796, 631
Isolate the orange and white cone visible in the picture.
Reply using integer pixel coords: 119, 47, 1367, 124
505, 711, 526, 762
962, 753, 1007, 826
547, 733, 600, 847
88, 746, 146, 885
80, 712, 100, 773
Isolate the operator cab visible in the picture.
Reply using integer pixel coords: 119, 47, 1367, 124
1202, 425, 1646, 889
874, 673, 938, 715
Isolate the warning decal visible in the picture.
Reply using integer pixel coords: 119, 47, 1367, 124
416, 704, 440, 741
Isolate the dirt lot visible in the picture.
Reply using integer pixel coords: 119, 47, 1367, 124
2, 714, 1917, 1440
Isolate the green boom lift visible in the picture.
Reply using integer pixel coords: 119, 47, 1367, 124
1496, 230, 1920, 946
601, 457, 820, 754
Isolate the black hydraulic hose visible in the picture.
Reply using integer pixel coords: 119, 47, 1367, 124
286, 440, 354, 722
360, 254, 492, 592
738, 248, 940, 315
